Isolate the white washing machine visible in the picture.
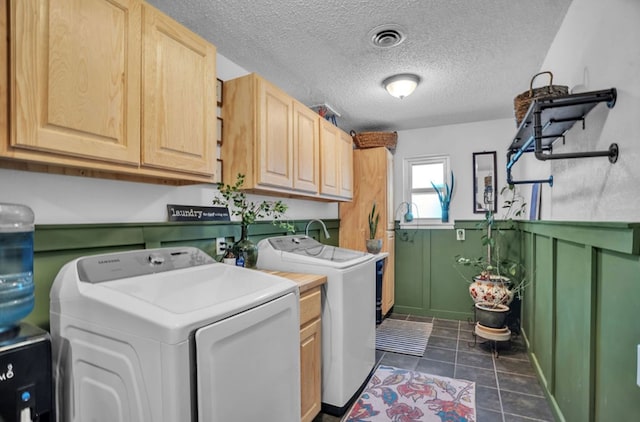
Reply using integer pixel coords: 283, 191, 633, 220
49, 247, 300, 422
257, 235, 376, 415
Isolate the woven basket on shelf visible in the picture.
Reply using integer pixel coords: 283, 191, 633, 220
350, 130, 398, 150
513, 71, 568, 126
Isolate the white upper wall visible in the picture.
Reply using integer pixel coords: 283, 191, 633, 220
3, 0, 638, 225
394, 0, 640, 223
518, 0, 640, 221
393, 118, 518, 223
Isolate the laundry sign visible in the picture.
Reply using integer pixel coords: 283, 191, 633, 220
167, 204, 230, 222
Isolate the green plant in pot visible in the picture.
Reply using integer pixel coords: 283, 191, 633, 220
455, 185, 528, 328
213, 173, 293, 268
365, 202, 382, 254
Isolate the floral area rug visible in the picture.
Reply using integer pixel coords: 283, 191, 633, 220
343, 365, 476, 422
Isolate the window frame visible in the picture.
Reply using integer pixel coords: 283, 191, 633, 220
402, 154, 450, 225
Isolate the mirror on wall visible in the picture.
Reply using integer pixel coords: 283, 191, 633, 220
473, 151, 497, 214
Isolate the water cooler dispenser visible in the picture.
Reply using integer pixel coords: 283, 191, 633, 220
0, 203, 54, 421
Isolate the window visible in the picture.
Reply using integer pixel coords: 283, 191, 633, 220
403, 155, 450, 222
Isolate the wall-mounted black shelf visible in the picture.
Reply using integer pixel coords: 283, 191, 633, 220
507, 88, 618, 186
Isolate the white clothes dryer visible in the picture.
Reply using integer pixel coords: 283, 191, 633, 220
256, 235, 376, 415
50, 247, 300, 422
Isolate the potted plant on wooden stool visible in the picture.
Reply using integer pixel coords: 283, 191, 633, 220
366, 202, 382, 254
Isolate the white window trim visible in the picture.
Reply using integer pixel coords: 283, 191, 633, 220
401, 154, 451, 228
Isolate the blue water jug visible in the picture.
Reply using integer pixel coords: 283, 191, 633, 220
0, 203, 35, 333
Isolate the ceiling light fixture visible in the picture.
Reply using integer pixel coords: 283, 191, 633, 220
383, 74, 420, 99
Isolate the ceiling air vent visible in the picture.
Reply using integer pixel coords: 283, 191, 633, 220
369, 24, 406, 48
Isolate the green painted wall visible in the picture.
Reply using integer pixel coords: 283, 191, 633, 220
519, 221, 640, 421
520, 222, 640, 421
394, 221, 519, 320
27, 219, 338, 329
596, 249, 640, 421
23, 217, 640, 420
394, 220, 640, 421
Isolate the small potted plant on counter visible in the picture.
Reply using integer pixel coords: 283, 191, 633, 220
213, 173, 293, 268
366, 202, 382, 254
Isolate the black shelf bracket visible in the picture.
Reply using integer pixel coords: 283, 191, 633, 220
506, 150, 554, 186
506, 88, 618, 186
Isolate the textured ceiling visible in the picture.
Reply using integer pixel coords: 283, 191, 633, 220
145, 0, 573, 132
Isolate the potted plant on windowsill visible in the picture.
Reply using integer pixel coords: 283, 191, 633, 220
455, 185, 528, 328
366, 202, 382, 254
431, 171, 455, 223
213, 173, 294, 268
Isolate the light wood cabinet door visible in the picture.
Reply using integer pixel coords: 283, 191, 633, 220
222, 73, 351, 200
142, 4, 216, 176
299, 286, 322, 422
292, 100, 320, 193
257, 78, 293, 188
382, 231, 395, 315
319, 119, 340, 197
339, 147, 390, 249
9, 0, 141, 164
386, 148, 395, 230
339, 129, 354, 199
339, 147, 395, 315
300, 317, 321, 422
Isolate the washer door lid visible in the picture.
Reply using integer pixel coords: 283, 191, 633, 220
102, 264, 296, 314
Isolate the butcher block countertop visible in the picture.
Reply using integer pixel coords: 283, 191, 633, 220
261, 270, 327, 294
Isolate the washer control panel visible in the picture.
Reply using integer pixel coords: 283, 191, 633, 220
76, 247, 215, 283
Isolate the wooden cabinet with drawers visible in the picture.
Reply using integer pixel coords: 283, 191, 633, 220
260, 270, 326, 422
299, 286, 322, 422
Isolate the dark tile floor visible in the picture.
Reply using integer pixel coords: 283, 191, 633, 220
313, 314, 556, 422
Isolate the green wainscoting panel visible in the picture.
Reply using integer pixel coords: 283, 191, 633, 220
554, 240, 594, 422
395, 229, 428, 313
429, 230, 475, 318
595, 250, 640, 420
521, 231, 535, 345
520, 221, 640, 422
531, 235, 555, 392
519, 221, 640, 255
24, 217, 640, 421
35, 225, 146, 251
394, 224, 494, 320
25, 219, 339, 330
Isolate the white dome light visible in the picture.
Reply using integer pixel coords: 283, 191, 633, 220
383, 74, 420, 99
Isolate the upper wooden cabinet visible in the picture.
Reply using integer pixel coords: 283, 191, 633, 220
319, 120, 339, 197
339, 129, 354, 199
257, 78, 294, 189
8, 0, 142, 165
293, 101, 320, 193
1, 0, 217, 184
142, 4, 216, 176
319, 119, 353, 200
223, 73, 350, 200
